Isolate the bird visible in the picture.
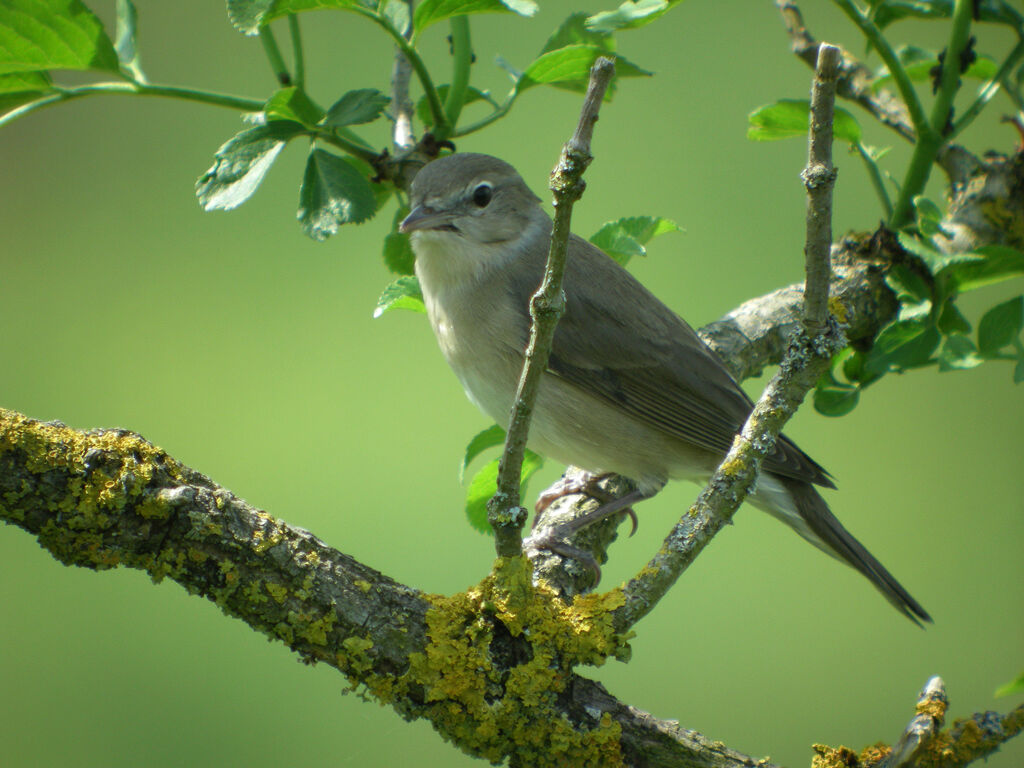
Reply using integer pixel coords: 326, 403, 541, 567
400, 152, 930, 625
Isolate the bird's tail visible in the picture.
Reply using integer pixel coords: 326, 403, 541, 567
755, 475, 931, 626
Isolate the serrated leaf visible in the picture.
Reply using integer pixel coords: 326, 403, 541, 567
229, 0, 363, 35
265, 86, 324, 126
585, 0, 684, 33
459, 424, 506, 482
464, 451, 543, 535
414, 0, 537, 35
977, 296, 1024, 355
115, 0, 145, 82
196, 121, 303, 211
0, 0, 119, 75
589, 216, 680, 265
864, 316, 941, 374
995, 671, 1024, 697
913, 194, 944, 237
747, 99, 861, 144
872, 0, 1020, 30
542, 12, 612, 55
383, 232, 415, 275
324, 88, 389, 127
415, 84, 491, 127
813, 379, 860, 417
886, 262, 932, 304
298, 148, 376, 240
373, 275, 425, 318
938, 334, 983, 371
941, 245, 1024, 292
898, 231, 983, 276
518, 44, 651, 93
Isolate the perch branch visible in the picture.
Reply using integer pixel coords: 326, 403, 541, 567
488, 57, 616, 557
611, 43, 844, 629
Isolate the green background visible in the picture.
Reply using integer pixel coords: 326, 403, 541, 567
1, 1, 1021, 766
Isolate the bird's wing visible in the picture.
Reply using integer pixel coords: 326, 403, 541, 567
506, 234, 833, 488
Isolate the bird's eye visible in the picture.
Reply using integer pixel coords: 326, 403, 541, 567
472, 183, 492, 208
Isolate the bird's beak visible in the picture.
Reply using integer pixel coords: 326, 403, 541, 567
399, 205, 456, 234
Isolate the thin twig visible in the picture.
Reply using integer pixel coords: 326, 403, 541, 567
390, 0, 415, 151
612, 43, 846, 631
802, 44, 841, 331
777, 0, 916, 142
488, 57, 616, 558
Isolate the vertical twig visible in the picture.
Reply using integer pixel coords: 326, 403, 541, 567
802, 43, 841, 332
879, 677, 948, 768
488, 57, 617, 558
390, 0, 415, 151
613, 44, 846, 631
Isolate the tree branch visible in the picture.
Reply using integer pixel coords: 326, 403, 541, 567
390, 0, 415, 151
488, 57, 616, 557
776, 0, 916, 142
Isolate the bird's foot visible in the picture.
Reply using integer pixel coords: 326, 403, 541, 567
534, 470, 639, 535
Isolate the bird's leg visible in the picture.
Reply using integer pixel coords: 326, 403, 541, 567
526, 484, 654, 584
533, 470, 639, 534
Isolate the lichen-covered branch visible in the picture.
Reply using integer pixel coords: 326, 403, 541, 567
0, 407, 781, 768
489, 57, 616, 556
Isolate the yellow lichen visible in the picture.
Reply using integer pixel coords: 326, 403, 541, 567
828, 296, 849, 324
266, 582, 289, 604
386, 556, 627, 767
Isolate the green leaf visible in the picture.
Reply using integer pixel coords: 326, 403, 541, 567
114, 0, 145, 82
1015, 357, 1024, 385
941, 245, 1024, 292
912, 195, 944, 238
0, 70, 54, 113
464, 451, 543, 534
864, 316, 941, 374
383, 232, 415, 275
898, 231, 983, 277
747, 99, 862, 144
518, 44, 651, 93
380, 0, 410, 35
995, 671, 1024, 697
298, 148, 376, 240
459, 424, 506, 482
0, 0, 119, 75
542, 12, 612, 55
413, 0, 537, 35
415, 84, 491, 127
324, 88, 389, 127
196, 121, 303, 211
886, 263, 932, 305
938, 334, 983, 371
937, 301, 971, 335
373, 275, 425, 318
814, 379, 860, 417
229, 0, 363, 35
589, 216, 680, 266
585, 0, 684, 32
977, 296, 1024, 355
265, 86, 324, 126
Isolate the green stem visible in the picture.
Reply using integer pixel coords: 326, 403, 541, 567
855, 141, 894, 221
453, 88, 518, 137
833, 0, 929, 134
352, 6, 450, 137
315, 128, 380, 164
0, 82, 264, 129
288, 16, 305, 88
889, 0, 974, 229
444, 16, 472, 130
951, 37, 1024, 138
259, 26, 291, 85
